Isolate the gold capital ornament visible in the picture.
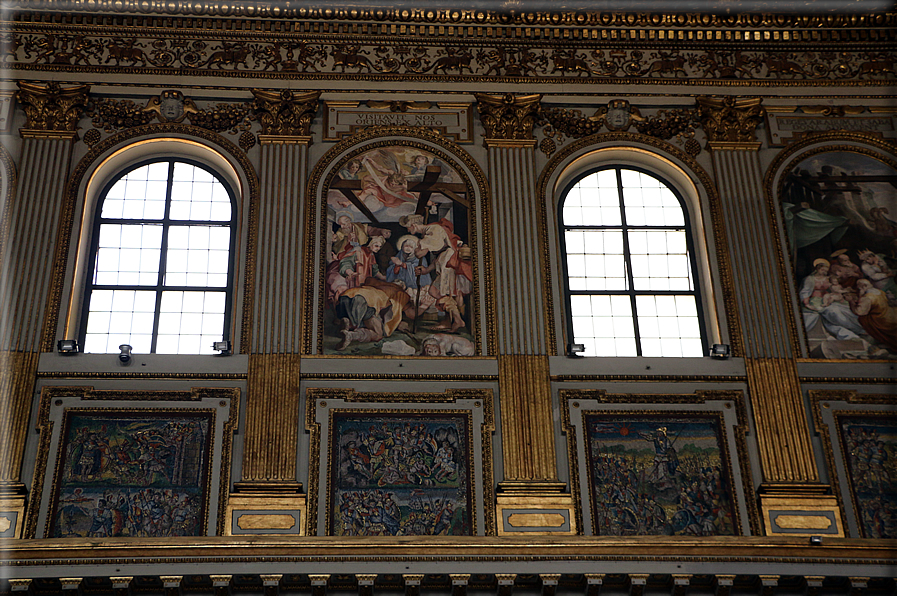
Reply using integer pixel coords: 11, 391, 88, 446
17, 81, 89, 132
474, 93, 542, 141
251, 89, 321, 137
696, 96, 764, 144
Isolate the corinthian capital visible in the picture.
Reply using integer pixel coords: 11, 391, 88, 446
696, 96, 764, 144
17, 81, 89, 132
251, 89, 321, 137
475, 93, 542, 141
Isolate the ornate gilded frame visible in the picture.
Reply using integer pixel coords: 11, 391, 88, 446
301, 127, 494, 356
809, 389, 893, 538
25, 386, 240, 539
764, 133, 897, 361
304, 388, 496, 536
560, 389, 759, 536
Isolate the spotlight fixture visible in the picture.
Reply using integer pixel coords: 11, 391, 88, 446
809, 536, 822, 546
567, 343, 586, 357
709, 343, 730, 359
212, 340, 232, 355
118, 344, 132, 364
57, 339, 79, 354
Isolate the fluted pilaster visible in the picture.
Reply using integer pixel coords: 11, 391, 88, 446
697, 96, 836, 535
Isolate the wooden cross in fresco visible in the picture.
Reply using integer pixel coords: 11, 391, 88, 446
329, 165, 468, 224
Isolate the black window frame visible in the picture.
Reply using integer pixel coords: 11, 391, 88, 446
558, 164, 709, 357
79, 157, 238, 354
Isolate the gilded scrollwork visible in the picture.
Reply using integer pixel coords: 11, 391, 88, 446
16, 80, 89, 132
87, 90, 254, 135
250, 89, 320, 137
538, 101, 702, 156
696, 96, 764, 144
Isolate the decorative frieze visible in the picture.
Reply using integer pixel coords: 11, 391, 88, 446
9, 29, 895, 83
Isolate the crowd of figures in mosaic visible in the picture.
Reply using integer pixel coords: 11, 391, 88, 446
322, 146, 475, 356
50, 413, 212, 538
838, 416, 897, 539
783, 151, 897, 359
9, 33, 895, 81
330, 414, 472, 536
584, 414, 738, 536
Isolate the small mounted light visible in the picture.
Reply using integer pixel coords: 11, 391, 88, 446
118, 344, 132, 364
710, 343, 730, 359
567, 343, 585, 357
212, 340, 232, 355
57, 339, 79, 354
809, 535, 822, 546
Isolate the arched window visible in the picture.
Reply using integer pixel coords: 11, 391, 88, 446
560, 166, 707, 357
81, 159, 236, 354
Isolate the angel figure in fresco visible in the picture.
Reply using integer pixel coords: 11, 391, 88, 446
357, 150, 418, 209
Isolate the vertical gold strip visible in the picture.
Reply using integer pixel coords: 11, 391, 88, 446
0, 351, 39, 485
498, 354, 556, 482
243, 353, 301, 482
709, 142, 819, 489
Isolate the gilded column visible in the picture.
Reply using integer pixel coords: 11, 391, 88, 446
475, 93, 573, 535
697, 96, 839, 536
0, 82, 87, 538
225, 90, 320, 536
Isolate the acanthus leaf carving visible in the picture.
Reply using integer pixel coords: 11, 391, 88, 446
475, 93, 542, 141
17, 80, 89, 132
696, 96, 764, 144
250, 89, 321, 137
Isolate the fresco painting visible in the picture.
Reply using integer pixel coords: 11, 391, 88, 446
50, 412, 213, 538
583, 413, 738, 536
323, 146, 475, 356
781, 152, 897, 359
329, 412, 472, 536
837, 415, 897, 538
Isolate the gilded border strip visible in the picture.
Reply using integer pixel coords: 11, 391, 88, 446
762, 133, 897, 361
536, 131, 742, 358
10, 8, 897, 30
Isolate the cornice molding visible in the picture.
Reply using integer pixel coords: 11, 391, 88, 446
7, 4, 897, 30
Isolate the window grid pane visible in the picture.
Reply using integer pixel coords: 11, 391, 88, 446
84, 160, 234, 354
563, 167, 704, 357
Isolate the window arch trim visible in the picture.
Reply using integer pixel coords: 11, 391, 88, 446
79, 157, 238, 354
538, 139, 726, 357
558, 164, 709, 357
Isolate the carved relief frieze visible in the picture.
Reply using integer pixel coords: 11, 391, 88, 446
16, 81, 89, 132
8, 28, 896, 84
